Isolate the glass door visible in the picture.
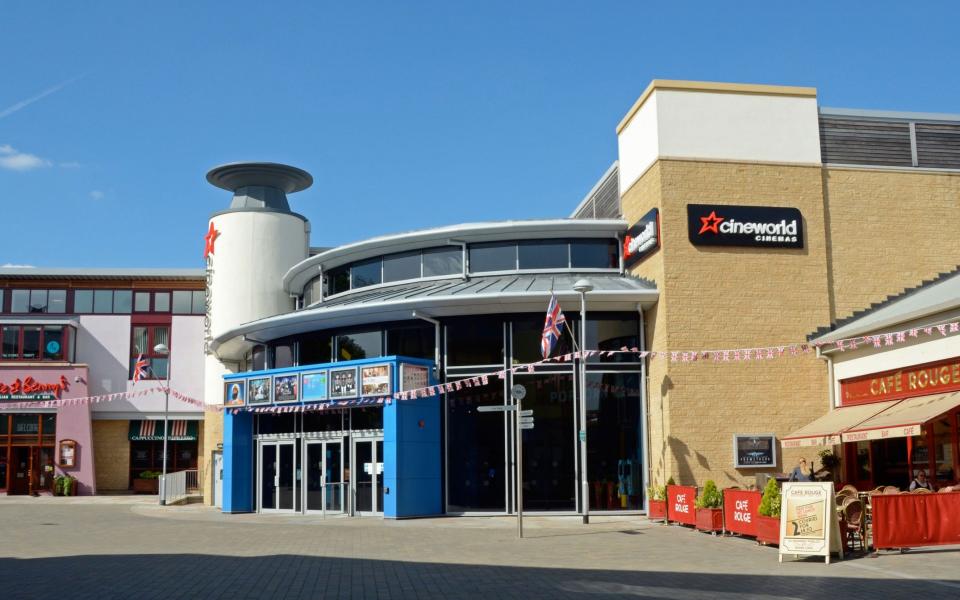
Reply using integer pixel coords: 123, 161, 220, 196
305, 440, 344, 514
352, 438, 383, 515
258, 441, 296, 512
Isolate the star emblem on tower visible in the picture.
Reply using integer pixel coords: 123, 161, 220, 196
203, 221, 220, 259
698, 211, 724, 235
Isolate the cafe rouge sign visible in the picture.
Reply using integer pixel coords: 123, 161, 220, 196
687, 204, 803, 249
842, 357, 960, 405
0, 376, 70, 401
623, 208, 660, 268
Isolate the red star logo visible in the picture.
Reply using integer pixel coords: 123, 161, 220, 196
203, 221, 220, 259
698, 211, 724, 235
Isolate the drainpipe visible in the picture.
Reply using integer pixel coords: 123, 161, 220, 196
638, 302, 649, 513
412, 311, 442, 379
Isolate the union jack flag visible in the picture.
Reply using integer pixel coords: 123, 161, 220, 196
132, 353, 150, 383
541, 294, 567, 359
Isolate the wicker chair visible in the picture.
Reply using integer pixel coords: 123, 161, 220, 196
843, 499, 865, 551
840, 484, 858, 495
911, 487, 933, 494
938, 486, 953, 493
882, 486, 901, 495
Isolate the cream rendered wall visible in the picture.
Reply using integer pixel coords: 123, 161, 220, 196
654, 90, 822, 165
617, 91, 660, 197
201, 209, 309, 503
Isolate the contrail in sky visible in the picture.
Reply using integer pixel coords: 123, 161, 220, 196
0, 74, 85, 120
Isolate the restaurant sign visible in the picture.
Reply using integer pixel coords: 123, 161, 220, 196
0, 376, 69, 402
841, 357, 960, 405
687, 204, 803, 249
778, 482, 843, 563
733, 434, 777, 468
623, 208, 659, 268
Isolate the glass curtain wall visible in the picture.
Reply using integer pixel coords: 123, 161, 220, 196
443, 313, 643, 515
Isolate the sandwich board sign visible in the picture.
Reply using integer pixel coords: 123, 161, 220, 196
778, 482, 844, 564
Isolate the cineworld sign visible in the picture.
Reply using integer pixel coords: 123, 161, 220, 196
687, 204, 804, 249
623, 208, 659, 268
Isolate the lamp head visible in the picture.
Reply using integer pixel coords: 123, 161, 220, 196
573, 278, 594, 293
153, 343, 170, 355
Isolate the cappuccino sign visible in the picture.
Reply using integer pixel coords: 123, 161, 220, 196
623, 208, 659, 268
687, 204, 803, 249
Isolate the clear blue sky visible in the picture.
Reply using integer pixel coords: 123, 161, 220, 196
2, 2, 957, 268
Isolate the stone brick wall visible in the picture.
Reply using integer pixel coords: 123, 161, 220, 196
92, 420, 130, 491
620, 158, 960, 491
200, 411, 224, 505
823, 167, 960, 322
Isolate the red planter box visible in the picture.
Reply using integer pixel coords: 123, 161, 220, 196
756, 515, 781, 546
696, 507, 724, 532
648, 499, 667, 520
667, 485, 697, 526
133, 478, 159, 494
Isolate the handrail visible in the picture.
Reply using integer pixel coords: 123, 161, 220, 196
162, 470, 188, 505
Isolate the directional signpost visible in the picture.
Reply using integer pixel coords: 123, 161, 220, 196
475, 385, 531, 538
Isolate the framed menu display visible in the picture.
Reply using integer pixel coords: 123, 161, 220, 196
273, 374, 299, 403
247, 377, 271, 405
58, 439, 77, 468
224, 381, 245, 407
301, 370, 328, 403
401, 363, 429, 392
361, 364, 391, 396
778, 482, 843, 564
733, 434, 777, 468
329, 367, 358, 399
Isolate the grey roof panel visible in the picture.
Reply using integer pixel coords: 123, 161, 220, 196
0, 267, 205, 281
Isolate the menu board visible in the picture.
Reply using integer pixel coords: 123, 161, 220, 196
224, 381, 245, 407
247, 377, 271, 405
273, 375, 299, 403
329, 367, 358, 399
301, 371, 328, 403
733, 434, 777, 468
778, 482, 843, 564
361, 364, 391, 396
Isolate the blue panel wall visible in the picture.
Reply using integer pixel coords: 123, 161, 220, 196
222, 410, 254, 513
384, 361, 442, 518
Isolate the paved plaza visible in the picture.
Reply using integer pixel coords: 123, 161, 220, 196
1, 497, 958, 599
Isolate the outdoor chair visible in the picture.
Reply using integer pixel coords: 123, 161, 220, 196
938, 486, 953, 493
842, 499, 865, 551
911, 487, 932, 494
836, 488, 857, 500
840, 484, 858, 495
882, 486, 901, 495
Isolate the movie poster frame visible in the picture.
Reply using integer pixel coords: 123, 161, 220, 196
272, 373, 300, 404
224, 380, 246, 407
732, 433, 777, 469
360, 363, 392, 397
247, 377, 272, 405
300, 369, 329, 403
328, 366, 359, 400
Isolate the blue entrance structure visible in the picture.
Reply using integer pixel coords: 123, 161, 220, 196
221, 356, 440, 518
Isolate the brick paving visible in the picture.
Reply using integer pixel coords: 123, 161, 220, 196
1, 497, 958, 599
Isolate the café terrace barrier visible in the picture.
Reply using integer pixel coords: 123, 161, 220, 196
666, 485, 697, 526
722, 488, 762, 537
872, 491, 960, 550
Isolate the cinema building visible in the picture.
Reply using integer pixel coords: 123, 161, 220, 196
0, 269, 206, 495
207, 80, 960, 516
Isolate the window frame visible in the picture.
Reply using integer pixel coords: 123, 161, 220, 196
129, 322, 172, 380
0, 324, 74, 362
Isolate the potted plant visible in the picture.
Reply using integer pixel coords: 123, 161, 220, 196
647, 482, 667, 520
133, 470, 161, 494
695, 480, 724, 533
756, 477, 782, 545
54, 475, 77, 496
817, 448, 841, 482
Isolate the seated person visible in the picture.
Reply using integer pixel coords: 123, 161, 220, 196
909, 469, 934, 492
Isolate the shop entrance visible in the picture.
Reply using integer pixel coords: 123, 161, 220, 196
258, 441, 297, 512
8, 446, 55, 495
304, 440, 345, 514
352, 438, 383, 515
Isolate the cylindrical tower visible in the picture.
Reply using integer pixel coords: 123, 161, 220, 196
201, 162, 312, 505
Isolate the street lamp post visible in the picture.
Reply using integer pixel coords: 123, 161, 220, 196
154, 343, 171, 506
573, 278, 594, 525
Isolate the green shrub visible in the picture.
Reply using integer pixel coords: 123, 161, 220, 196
758, 477, 781, 517
139, 471, 161, 480
666, 476, 676, 486
646, 483, 667, 501
62, 476, 74, 496
696, 480, 722, 509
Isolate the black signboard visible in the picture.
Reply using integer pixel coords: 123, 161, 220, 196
623, 208, 659, 268
733, 434, 777, 468
688, 204, 803, 248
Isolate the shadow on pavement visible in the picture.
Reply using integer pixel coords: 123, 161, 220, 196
2, 554, 959, 600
